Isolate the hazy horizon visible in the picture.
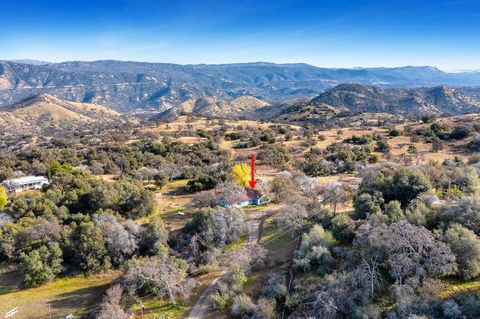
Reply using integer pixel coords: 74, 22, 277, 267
5, 58, 480, 73
1, 0, 479, 71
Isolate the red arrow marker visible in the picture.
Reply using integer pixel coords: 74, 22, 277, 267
249, 155, 256, 189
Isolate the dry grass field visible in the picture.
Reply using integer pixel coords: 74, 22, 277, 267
149, 114, 477, 166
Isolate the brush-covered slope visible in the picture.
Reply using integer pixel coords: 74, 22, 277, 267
273, 102, 345, 124
309, 84, 480, 115
153, 95, 270, 120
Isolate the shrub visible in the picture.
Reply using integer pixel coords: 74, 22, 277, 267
230, 294, 256, 318
384, 200, 404, 222
0, 186, 7, 210
293, 225, 336, 275
442, 299, 462, 318
330, 214, 356, 244
230, 265, 248, 292
343, 134, 372, 145
185, 207, 246, 249
389, 128, 401, 137
149, 143, 167, 156
391, 169, 431, 207
442, 223, 480, 279
256, 298, 276, 319
20, 242, 63, 287
421, 114, 436, 123
354, 193, 382, 219
262, 272, 288, 301
186, 175, 217, 192
257, 145, 290, 167
431, 122, 449, 139
450, 125, 471, 140
211, 291, 230, 310
302, 159, 335, 177
468, 135, 480, 152
440, 197, 480, 235
154, 173, 169, 188
260, 131, 276, 143
225, 132, 243, 141
455, 292, 480, 318
375, 138, 390, 153
431, 136, 444, 152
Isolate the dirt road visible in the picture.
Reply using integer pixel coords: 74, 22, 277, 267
187, 218, 261, 319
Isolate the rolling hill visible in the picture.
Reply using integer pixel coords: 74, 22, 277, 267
0, 93, 136, 136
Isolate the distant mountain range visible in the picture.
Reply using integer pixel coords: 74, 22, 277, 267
2, 60, 480, 113
9, 59, 51, 65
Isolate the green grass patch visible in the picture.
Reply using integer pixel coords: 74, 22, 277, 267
160, 206, 193, 229
437, 278, 480, 299
244, 204, 271, 212
261, 219, 294, 247
224, 234, 247, 251
161, 206, 190, 222
160, 179, 189, 195
132, 298, 190, 319
167, 179, 189, 189
163, 205, 187, 216
378, 296, 396, 313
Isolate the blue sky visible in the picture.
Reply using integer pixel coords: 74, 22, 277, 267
0, 0, 479, 70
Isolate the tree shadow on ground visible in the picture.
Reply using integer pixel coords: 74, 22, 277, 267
47, 283, 111, 317
0, 268, 21, 296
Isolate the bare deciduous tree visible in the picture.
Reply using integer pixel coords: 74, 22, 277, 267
355, 220, 457, 285
124, 255, 196, 305
275, 204, 308, 237
316, 183, 352, 214
222, 243, 267, 273
95, 213, 138, 265
96, 284, 130, 319
358, 258, 381, 296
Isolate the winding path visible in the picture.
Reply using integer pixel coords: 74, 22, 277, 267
187, 218, 262, 319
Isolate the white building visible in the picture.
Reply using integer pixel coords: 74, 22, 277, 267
2, 176, 49, 193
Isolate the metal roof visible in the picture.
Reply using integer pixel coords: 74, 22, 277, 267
3, 176, 48, 185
